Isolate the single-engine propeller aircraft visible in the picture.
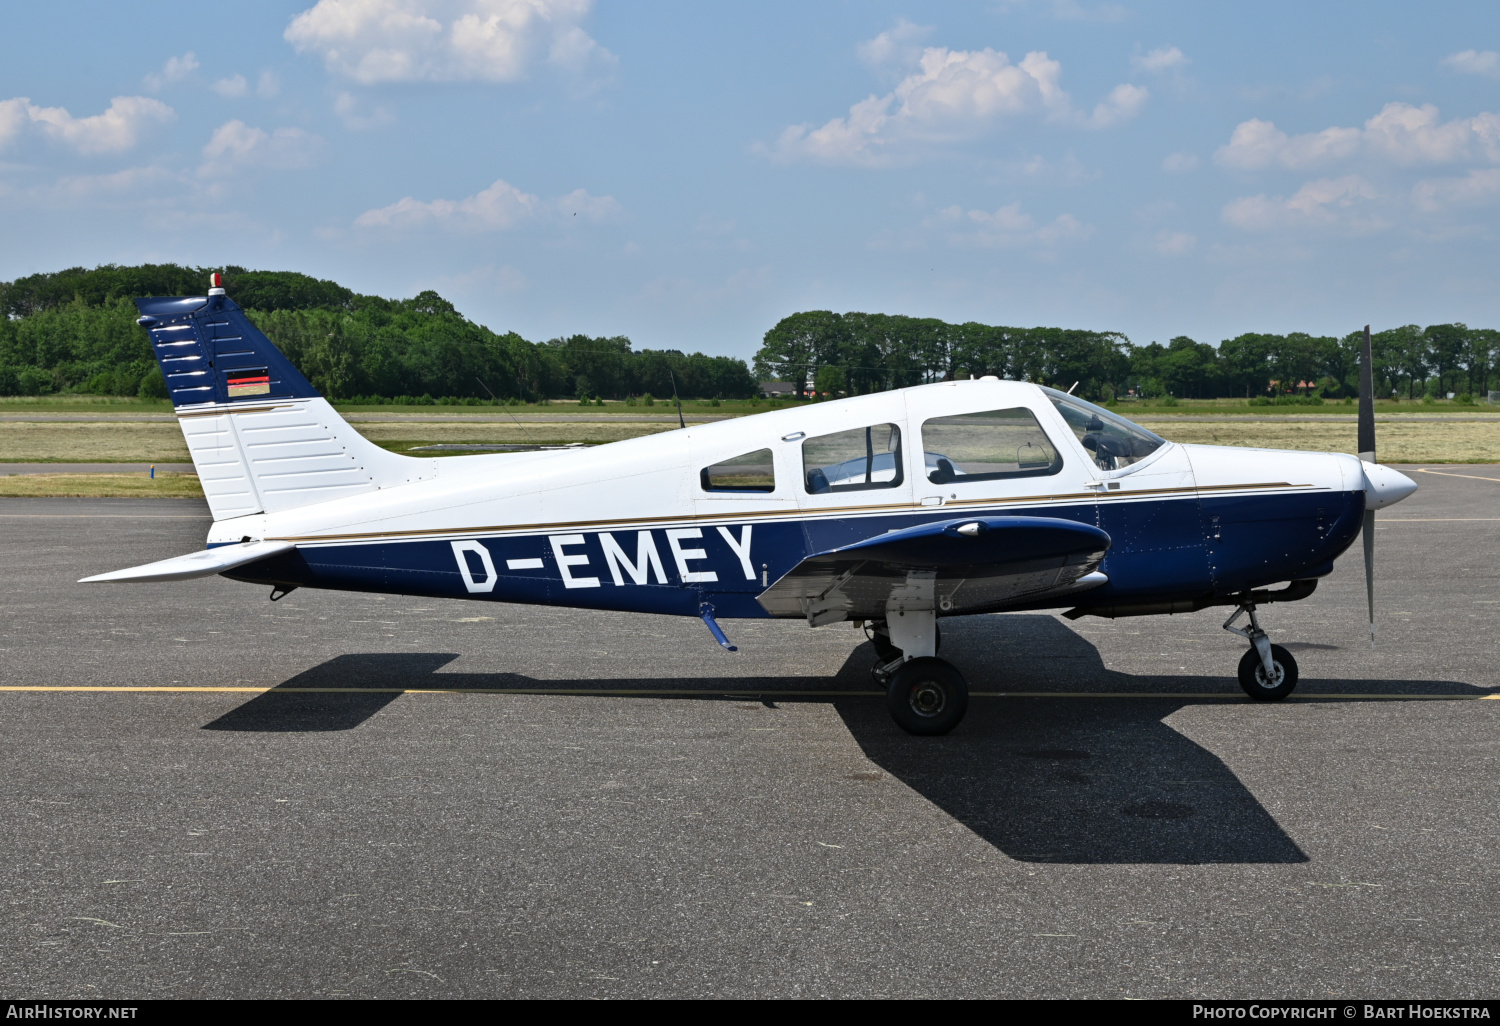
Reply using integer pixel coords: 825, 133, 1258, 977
83, 276, 1418, 734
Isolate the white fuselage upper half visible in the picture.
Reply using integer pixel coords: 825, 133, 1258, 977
200, 380, 1412, 549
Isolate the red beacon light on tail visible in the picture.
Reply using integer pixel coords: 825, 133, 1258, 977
208, 272, 225, 297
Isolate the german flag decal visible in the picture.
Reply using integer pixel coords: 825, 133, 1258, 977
227, 370, 271, 398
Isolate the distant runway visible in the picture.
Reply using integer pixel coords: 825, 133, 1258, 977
0, 470, 1496, 998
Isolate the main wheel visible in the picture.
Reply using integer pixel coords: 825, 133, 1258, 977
886, 657, 968, 736
1237, 644, 1299, 701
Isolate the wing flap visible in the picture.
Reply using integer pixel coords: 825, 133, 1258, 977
79, 540, 295, 584
758, 516, 1110, 622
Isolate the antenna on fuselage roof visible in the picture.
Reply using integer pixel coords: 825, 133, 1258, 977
669, 368, 685, 429
1066, 381, 1079, 395
477, 375, 540, 448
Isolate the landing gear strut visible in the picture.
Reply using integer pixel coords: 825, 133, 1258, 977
1223, 599, 1299, 701
868, 609, 966, 736
867, 621, 940, 672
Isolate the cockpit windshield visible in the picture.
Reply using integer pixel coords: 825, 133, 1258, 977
1042, 387, 1167, 471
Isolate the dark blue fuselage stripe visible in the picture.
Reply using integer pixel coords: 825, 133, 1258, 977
225, 491, 1365, 618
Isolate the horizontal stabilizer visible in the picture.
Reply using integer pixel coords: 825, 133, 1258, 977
79, 540, 295, 584
758, 516, 1111, 623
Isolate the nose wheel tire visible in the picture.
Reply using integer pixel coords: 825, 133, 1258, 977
1237, 644, 1299, 701
886, 657, 968, 736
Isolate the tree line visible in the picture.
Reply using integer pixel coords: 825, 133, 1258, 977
0, 264, 759, 402
754, 311, 1500, 402
5, 264, 1497, 405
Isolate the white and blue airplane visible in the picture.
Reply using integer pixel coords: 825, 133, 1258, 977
83, 277, 1418, 734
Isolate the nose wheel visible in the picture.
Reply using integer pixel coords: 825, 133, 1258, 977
1237, 643, 1299, 700
1224, 599, 1300, 701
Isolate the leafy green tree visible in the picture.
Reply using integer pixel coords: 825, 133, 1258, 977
1157, 336, 1219, 398
1219, 333, 1278, 397
756, 311, 844, 393
814, 364, 847, 396
1374, 325, 1427, 398
1424, 323, 1468, 396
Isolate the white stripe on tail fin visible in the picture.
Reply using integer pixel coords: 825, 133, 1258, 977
177, 398, 436, 520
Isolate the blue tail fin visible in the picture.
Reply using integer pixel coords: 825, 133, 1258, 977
135, 293, 320, 408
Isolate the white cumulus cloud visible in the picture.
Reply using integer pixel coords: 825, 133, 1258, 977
1131, 46, 1187, 74
1151, 229, 1196, 255
1412, 168, 1500, 212
354, 176, 618, 231
0, 98, 29, 150
554, 186, 619, 221
0, 96, 175, 155
1222, 175, 1381, 231
929, 201, 1091, 248
1162, 151, 1198, 172
1363, 103, 1500, 163
1216, 103, 1500, 170
334, 91, 394, 128
857, 18, 931, 69
213, 75, 249, 98
1214, 118, 1360, 170
199, 120, 323, 176
1441, 50, 1500, 78
39, 165, 178, 202
145, 52, 199, 91
284, 0, 614, 84
771, 44, 1145, 166
1087, 83, 1149, 128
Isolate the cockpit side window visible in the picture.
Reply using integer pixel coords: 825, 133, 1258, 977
919, 407, 1064, 484
1043, 387, 1167, 471
802, 424, 904, 494
701, 448, 776, 492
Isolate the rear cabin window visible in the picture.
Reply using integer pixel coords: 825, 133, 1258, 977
920, 407, 1064, 483
701, 449, 776, 492
803, 424, 904, 494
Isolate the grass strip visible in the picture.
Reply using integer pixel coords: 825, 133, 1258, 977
0, 472, 204, 498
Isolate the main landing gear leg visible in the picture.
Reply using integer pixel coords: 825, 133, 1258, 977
876, 603, 968, 736
1223, 598, 1299, 701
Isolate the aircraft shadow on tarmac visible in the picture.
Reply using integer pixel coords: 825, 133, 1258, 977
203, 616, 1480, 866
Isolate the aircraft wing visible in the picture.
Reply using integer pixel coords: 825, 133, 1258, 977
79, 540, 296, 584
757, 516, 1110, 626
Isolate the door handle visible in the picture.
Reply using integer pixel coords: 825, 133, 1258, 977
920, 496, 945, 506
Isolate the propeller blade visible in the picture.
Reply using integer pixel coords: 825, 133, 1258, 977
1359, 324, 1376, 647
1358, 324, 1375, 462
1363, 508, 1376, 648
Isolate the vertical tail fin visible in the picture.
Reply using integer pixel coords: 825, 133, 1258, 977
135, 282, 434, 522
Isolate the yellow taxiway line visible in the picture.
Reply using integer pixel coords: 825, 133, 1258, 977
1413, 468, 1500, 483
0, 686, 1494, 701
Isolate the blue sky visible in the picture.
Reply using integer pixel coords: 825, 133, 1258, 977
2, 1, 1499, 360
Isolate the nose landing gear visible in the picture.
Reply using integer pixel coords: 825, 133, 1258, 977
1224, 599, 1300, 700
